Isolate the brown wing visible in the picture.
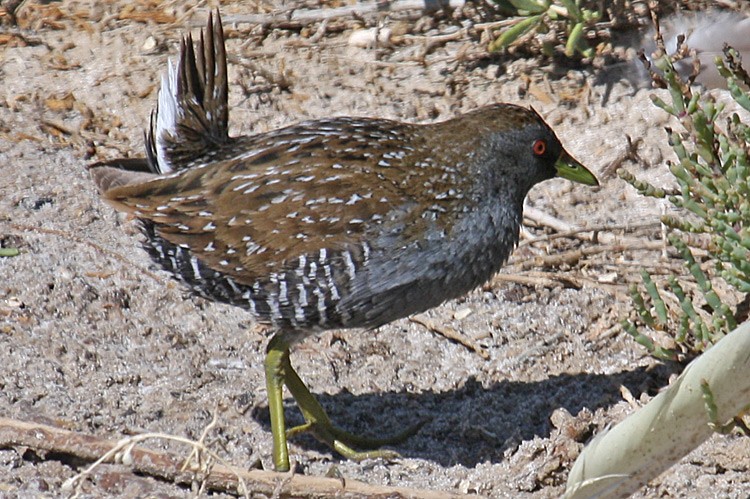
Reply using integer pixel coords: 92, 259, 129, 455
100, 123, 436, 284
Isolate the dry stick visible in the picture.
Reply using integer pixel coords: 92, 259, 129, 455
522, 206, 664, 247
520, 220, 663, 247
513, 240, 667, 271
215, 0, 467, 27
410, 313, 490, 360
491, 273, 567, 289
492, 271, 630, 297
0, 417, 469, 499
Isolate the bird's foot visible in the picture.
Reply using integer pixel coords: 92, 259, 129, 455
286, 417, 425, 462
265, 335, 424, 471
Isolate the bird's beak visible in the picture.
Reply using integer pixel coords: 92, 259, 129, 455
555, 151, 599, 186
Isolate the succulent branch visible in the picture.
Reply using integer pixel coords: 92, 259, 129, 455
488, 0, 603, 58
620, 36, 750, 359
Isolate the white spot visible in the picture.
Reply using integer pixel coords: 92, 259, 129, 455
328, 280, 340, 301
343, 251, 356, 280
190, 257, 202, 280
267, 295, 281, 321
296, 255, 307, 278
313, 286, 327, 325
236, 147, 270, 162
226, 278, 240, 295
278, 278, 289, 304
297, 283, 309, 307
305, 197, 326, 206
231, 173, 260, 180
308, 261, 318, 280
246, 242, 261, 255
383, 150, 406, 160
346, 194, 363, 205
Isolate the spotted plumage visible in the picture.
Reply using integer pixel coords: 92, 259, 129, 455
89, 10, 598, 471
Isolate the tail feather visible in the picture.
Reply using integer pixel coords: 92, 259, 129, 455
146, 10, 229, 173
89, 160, 157, 194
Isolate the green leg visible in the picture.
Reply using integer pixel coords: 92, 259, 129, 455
265, 335, 291, 471
264, 334, 425, 472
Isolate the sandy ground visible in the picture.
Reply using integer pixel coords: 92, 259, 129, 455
2, 1, 750, 497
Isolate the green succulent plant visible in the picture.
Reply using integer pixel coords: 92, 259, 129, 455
488, 0, 602, 58
621, 45, 750, 360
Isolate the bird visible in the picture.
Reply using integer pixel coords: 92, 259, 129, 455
89, 10, 598, 472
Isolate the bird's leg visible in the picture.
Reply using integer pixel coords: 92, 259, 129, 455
264, 335, 425, 471
264, 335, 292, 471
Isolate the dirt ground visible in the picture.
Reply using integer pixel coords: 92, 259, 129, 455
2, 1, 750, 497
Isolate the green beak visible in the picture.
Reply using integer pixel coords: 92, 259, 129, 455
555, 151, 599, 186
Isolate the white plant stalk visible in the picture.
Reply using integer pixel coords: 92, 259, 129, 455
565, 320, 750, 498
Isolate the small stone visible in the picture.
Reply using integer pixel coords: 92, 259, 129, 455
142, 36, 157, 52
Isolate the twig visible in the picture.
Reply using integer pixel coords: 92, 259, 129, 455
491, 272, 579, 290
512, 241, 667, 271
214, 0, 466, 28
516, 332, 565, 364
522, 206, 664, 247
0, 417, 469, 498
402, 28, 467, 52
40, 119, 77, 137
410, 313, 490, 360
491, 272, 629, 296
64, 429, 250, 499
519, 220, 662, 247
600, 135, 645, 179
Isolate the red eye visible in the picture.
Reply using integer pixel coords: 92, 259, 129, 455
532, 139, 547, 156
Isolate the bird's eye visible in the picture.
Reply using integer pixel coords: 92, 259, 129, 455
532, 139, 547, 156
